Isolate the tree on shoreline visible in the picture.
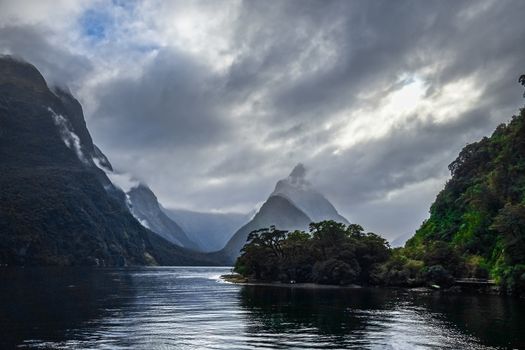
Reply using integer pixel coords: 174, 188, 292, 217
234, 220, 390, 285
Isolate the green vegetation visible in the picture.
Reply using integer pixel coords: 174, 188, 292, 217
234, 221, 390, 285
235, 77, 525, 295
383, 78, 525, 294
233, 221, 457, 288
403, 104, 525, 295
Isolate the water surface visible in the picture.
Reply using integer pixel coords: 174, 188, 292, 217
0, 267, 523, 349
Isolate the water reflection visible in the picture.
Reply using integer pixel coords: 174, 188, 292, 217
0, 267, 136, 348
239, 286, 387, 334
0, 267, 523, 349
238, 285, 525, 349
412, 292, 525, 349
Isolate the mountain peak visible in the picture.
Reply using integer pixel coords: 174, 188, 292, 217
272, 164, 349, 224
289, 163, 306, 179
274, 163, 311, 194
0, 55, 48, 93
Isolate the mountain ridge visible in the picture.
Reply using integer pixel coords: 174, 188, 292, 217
127, 184, 199, 250
0, 56, 213, 266
271, 163, 349, 224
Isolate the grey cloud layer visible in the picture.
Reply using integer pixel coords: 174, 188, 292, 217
0, 25, 92, 88
92, 49, 232, 150
1, 0, 524, 241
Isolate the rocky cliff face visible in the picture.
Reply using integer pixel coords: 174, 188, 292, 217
0, 56, 213, 266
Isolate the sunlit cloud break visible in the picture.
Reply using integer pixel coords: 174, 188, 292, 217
2, 0, 522, 242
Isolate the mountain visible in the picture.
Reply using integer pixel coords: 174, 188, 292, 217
405, 105, 525, 286
90, 155, 200, 251
221, 195, 312, 261
127, 184, 199, 250
219, 164, 350, 262
0, 56, 214, 266
164, 209, 251, 252
272, 164, 349, 224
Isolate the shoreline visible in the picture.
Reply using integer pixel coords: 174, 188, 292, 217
220, 274, 503, 294
220, 273, 360, 290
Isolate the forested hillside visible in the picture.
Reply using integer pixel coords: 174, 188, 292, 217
403, 104, 525, 292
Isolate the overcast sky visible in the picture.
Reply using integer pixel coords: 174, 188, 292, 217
1, 0, 524, 242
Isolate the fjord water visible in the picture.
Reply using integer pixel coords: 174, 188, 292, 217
1, 267, 523, 349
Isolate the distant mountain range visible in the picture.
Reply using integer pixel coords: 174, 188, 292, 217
219, 164, 349, 262
127, 184, 200, 250
164, 208, 252, 252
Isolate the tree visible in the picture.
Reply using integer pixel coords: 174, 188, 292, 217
310, 220, 349, 261
235, 220, 392, 286
235, 226, 288, 280
282, 230, 313, 282
421, 241, 462, 276
491, 203, 525, 265
245, 226, 288, 260
312, 258, 360, 285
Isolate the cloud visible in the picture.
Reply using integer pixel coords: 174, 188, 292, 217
1, 0, 525, 242
0, 25, 93, 88
90, 48, 232, 150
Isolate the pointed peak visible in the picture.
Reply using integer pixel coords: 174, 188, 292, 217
289, 163, 306, 179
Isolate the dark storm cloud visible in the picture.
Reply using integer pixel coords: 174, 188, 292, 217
0, 25, 93, 88
95, 0, 525, 239
315, 106, 495, 202
209, 147, 274, 177
91, 49, 232, 150
1, 0, 525, 240
230, 1, 449, 119
215, 0, 525, 238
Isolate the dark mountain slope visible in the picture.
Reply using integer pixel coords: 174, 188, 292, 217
0, 56, 212, 266
127, 184, 199, 250
220, 195, 312, 262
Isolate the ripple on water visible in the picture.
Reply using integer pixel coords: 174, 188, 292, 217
1, 267, 523, 349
